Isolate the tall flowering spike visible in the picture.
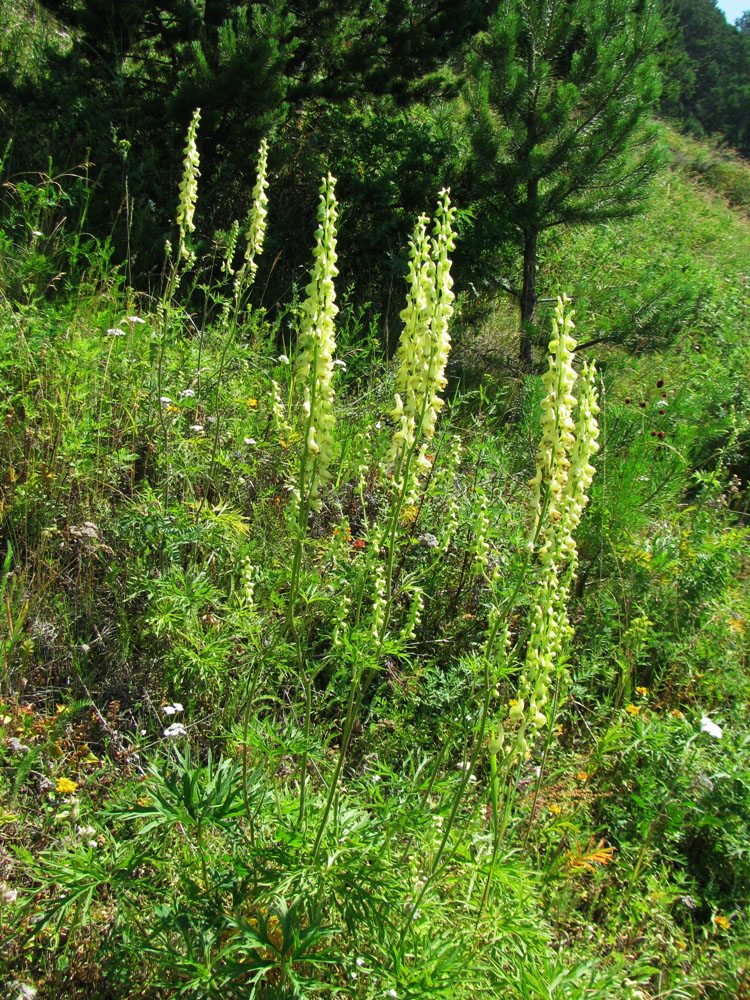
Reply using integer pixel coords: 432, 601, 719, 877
176, 108, 201, 261
387, 214, 432, 466
296, 173, 339, 511
387, 189, 456, 478
528, 295, 578, 542
242, 138, 270, 287
561, 361, 600, 561
507, 299, 600, 764
222, 219, 240, 276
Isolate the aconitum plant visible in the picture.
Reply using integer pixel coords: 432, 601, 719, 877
176, 108, 201, 261
295, 173, 339, 512
387, 189, 456, 486
239, 137, 269, 290
509, 298, 600, 759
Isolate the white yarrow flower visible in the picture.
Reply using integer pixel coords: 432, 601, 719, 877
700, 716, 722, 739
163, 722, 187, 739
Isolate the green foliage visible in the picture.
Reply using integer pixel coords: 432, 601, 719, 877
661, 0, 750, 157
1, 102, 750, 1000
463, 0, 666, 363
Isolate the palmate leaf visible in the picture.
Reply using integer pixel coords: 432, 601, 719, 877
17, 837, 149, 952
109, 746, 251, 837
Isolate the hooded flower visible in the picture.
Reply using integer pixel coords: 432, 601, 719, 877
176, 108, 201, 260
296, 173, 339, 510
387, 189, 456, 484
240, 137, 270, 289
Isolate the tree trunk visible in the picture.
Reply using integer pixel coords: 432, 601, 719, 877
519, 224, 538, 370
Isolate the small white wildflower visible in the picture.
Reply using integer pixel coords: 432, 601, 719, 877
277, 354, 290, 365
389, 990, 398, 998
107, 328, 126, 337
333, 359, 347, 369
87, 839, 98, 849
80, 643, 90, 653
163, 702, 183, 716
0, 883, 18, 904
140, 729, 146, 736
163, 723, 187, 739
32, 229, 43, 237
160, 396, 173, 405
244, 437, 257, 446
356, 957, 365, 967
701, 716, 723, 739
190, 424, 204, 433
125, 315, 146, 324
207, 416, 217, 424
180, 388, 195, 398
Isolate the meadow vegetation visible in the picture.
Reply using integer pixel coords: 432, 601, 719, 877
0, 103, 749, 1000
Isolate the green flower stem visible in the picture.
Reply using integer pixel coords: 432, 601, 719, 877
523, 676, 562, 848
397, 610, 506, 951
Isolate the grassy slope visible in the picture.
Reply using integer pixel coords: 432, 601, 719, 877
0, 129, 749, 998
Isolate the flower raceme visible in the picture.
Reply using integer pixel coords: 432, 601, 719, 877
388, 189, 456, 481
508, 298, 600, 759
176, 108, 201, 261
240, 137, 270, 289
295, 173, 339, 511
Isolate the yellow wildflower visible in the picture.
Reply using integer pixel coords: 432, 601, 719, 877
56, 777, 78, 795
549, 804, 562, 815
576, 771, 589, 782
625, 704, 640, 716
635, 686, 649, 696
400, 505, 419, 525
671, 709, 683, 719
248, 398, 258, 408
713, 914, 730, 931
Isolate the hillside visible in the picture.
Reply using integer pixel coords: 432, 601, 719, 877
0, 125, 749, 1000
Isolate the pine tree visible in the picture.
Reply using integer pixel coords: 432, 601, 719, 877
466, 0, 666, 367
